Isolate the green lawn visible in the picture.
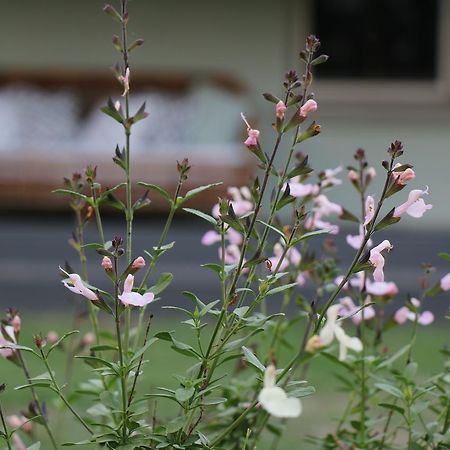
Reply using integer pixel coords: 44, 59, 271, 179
1, 314, 448, 449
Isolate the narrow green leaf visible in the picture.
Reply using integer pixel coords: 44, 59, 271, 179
242, 346, 265, 372
183, 208, 217, 226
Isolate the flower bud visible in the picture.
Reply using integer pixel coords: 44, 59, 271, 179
82, 332, 95, 347
275, 101, 287, 120
33, 334, 46, 349
244, 129, 260, 147
305, 335, 324, 353
46, 331, 59, 345
348, 170, 358, 182
131, 256, 146, 269
11, 315, 21, 333
101, 256, 113, 270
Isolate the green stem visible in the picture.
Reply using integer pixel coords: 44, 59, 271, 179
0, 400, 12, 450
127, 317, 152, 408
92, 186, 105, 245
39, 349, 93, 435
442, 397, 450, 435
113, 256, 128, 442
17, 351, 59, 450
133, 176, 183, 350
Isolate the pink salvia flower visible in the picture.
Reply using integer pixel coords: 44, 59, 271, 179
364, 196, 375, 226
284, 181, 319, 198
62, 273, 98, 301
227, 228, 243, 245
220, 244, 242, 265
346, 225, 372, 250
339, 296, 375, 324
393, 187, 432, 218
394, 306, 410, 324
132, 256, 146, 269
11, 314, 21, 333
440, 272, 450, 291
417, 311, 434, 325
366, 279, 398, 297
7, 415, 32, 434
0, 325, 16, 359
201, 230, 221, 246
244, 128, 260, 147
348, 170, 358, 182
314, 195, 343, 217
393, 163, 415, 185
13, 434, 26, 450
276, 100, 287, 120
367, 167, 377, 180
296, 271, 309, 286
322, 166, 343, 187
369, 240, 393, 282
299, 99, 317, 117
394, 298, 434, 326
82, 332, 96, 346
46, 331, 59, 345
118, 274, 154, 307
101, 256, 113, 270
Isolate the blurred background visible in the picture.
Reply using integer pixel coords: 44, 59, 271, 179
1, 0, 449, 312
0, 2, 449, 448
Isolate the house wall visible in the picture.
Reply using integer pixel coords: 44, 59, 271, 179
1, 0, 450, 228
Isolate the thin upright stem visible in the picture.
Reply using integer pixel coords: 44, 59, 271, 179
17, 351, 58, 450
127, 317, 152, 408
0, 400, 12, 450
39, 349, 93, 435
113, 256, 128, 442
91, 186, 105, 245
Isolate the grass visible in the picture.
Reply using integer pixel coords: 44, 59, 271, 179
0, 313, 448, 449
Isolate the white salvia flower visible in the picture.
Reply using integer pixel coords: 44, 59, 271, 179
258, 364, 302, 418
319, 305, 363, 361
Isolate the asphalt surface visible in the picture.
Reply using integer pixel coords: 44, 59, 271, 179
1, 214, 449, 319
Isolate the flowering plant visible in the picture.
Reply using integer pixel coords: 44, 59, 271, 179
0, 2, 448, 450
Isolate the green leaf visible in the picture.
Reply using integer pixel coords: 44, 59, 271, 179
47, 330, 79, 355
266, 282, 298, 296
256, 220, 286, 243
182, 208, 217, 226
149, 272, 173, 296
375, 383, 403, 398
100, 97, 123, 123
138, 182, 172, 205
289, 386, 316, 398
175, 387, 195, 403
275, 184, 296, 211
223, 328, 264, 351
291, 229, 329, 245
200, 397, 227, 405
374, 207, 401, 232
51, 189, 89, 202
262, 92, 281, 103
287, 155, 313, 179
181, 183, 222, 204
129, 337, 158, 363
242, 346, 265, 372
26, 443, 41, 450
378, 402, 405, 416
166, 415, 186, 433
377, 344, 411, 369
154, 332, 200, 358
438, 252, 450, 262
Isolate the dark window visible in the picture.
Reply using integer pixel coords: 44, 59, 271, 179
314, 0, 438, 79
